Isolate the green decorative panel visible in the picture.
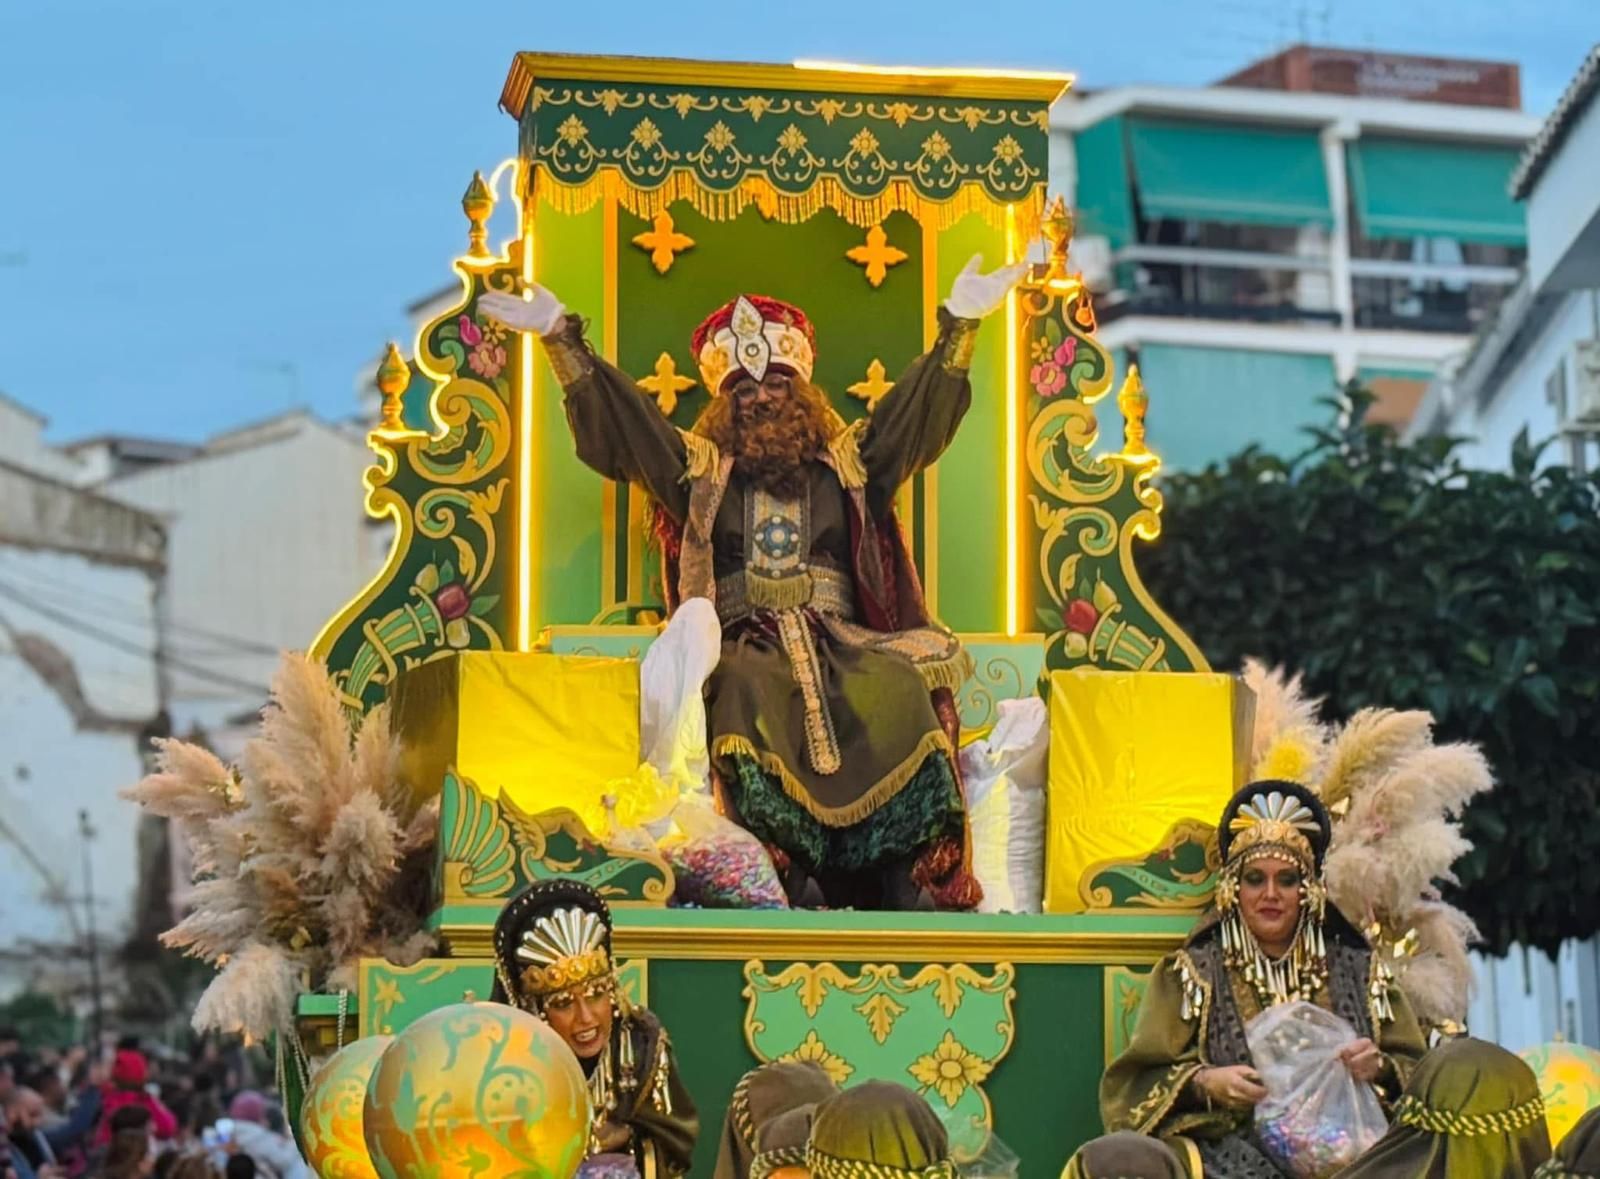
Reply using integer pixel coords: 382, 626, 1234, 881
743, 961, 1016, 1160
310, 259, 520, 713
956, 635, 1045, 731
357, 957, 647, 1038
434, 769, 673, 916
1020, 269, 1208, 674
1079, 819, 1220, 912
1102, 966, 1152, 1065
514, 76, 1049, 213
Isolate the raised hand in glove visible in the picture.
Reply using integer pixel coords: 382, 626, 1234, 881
478, 285, 566, 336
943, 253, 1029, 320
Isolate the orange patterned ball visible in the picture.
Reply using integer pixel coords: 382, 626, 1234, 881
299, 1036, 391, 1179
362, 1003, 591, 1179
1519, 1040, 1600, 1146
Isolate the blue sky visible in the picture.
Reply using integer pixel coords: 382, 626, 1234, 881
1, 0, 1594, 443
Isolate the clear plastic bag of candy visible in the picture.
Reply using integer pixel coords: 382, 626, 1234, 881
1245, 1001, 1388, 1179
576, 1153, 639, 1179
659, 797, 788, 909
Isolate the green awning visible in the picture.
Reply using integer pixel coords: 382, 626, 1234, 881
1126, 117, 1332, 227
1073, 116, 1136, 249
1347, 138, 1526, 245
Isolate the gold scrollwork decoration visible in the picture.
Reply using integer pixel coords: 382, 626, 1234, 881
835, 126, 896, 189
687, 121, 753, 183
759, 124, 827, 187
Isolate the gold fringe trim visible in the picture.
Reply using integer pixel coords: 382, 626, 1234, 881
713, 728, 954, 829
826, 418, 868, 490
678, 428, 718, 481
916, 648, 974, 695
534, 166, 1042, 237
742, 570, 816, 612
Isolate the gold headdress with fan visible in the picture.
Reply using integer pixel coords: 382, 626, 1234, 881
514, 904, 613, 1000
1226, 788, 1323, 875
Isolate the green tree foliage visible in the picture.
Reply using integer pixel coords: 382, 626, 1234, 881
0, 991, 79, 1050
1140, 390, 1600, 956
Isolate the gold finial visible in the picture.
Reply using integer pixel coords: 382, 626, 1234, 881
1040, 194, 1075, 281
376, 342, 409, 433
462, 170, 495, 257
1117, 363, 1155, 464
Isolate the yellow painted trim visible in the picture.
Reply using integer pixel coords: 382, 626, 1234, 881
1003, 204, 1020, 636
601, 190, 620, 611
501, 53, 1072, 116
437, 923, 1185, 964
921, 218, 940, 615
517, 209, 538, 649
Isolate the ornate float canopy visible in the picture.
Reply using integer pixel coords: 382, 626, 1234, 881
500, 53, 1069, 232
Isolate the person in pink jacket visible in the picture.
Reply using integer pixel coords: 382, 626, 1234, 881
95, 1053, 175, 1148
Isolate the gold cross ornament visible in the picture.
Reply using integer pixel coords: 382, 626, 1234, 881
638, 351, 697, 416
845, 224, 908, 288
632, 211, 695, 274
847, 358, 893, 412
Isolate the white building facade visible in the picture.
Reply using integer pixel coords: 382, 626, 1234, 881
0, 394, 165, 1001
72, 411, 391, 755
1410, 47, 1600, 1052
1049, 52, 1539, 470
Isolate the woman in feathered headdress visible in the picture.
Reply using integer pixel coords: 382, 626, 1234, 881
1100, 781, 1428, 1176
493, 880, 699, 1177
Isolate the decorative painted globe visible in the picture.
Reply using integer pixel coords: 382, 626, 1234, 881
1519, 1040, 1600, 1146
363, 1002, 591, 1179
299, 1035, 392, 1179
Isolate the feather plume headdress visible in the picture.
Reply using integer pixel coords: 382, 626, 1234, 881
1240, 660, 1494, 1027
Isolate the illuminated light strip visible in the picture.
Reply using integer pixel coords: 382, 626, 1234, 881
517, 163, 537, 651
1004, 203, 1019, 637
793, 59, 1074, 84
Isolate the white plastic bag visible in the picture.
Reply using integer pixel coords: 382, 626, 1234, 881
658, 797, 788, 910
638, 597, 721, 802
1245, 1001, 1388, 1179
958, 698, 1049, 913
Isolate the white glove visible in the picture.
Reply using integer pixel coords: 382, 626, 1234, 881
478, 285, 566, 336
943, 253, 1028, 320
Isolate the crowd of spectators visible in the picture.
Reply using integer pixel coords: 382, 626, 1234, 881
0, 1028, 307, 1179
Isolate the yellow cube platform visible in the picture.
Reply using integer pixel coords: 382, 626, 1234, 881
390, 651, 640, 833
1044, 670, 1253, 914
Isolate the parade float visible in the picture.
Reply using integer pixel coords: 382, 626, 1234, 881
126, 51, 1518, 1176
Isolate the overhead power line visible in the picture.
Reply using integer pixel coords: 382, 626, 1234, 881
0, 578, 270, 696
0, 555, 283, 656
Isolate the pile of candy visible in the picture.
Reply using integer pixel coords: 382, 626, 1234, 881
665, 836, 788, 909
1258, 1102, 1377, 1179
576, 1153, 640, 1179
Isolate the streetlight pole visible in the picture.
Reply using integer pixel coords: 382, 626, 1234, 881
78, 809, 104, 1048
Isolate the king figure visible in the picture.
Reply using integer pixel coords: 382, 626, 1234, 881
481, 253, 1023, 910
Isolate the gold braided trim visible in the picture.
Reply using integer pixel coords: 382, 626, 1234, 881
679, 429, 719, 481
750, 1147, 807, 1179
816, 616, 972, 694
806, 1147, 955, 1179
777, 607, 843, 776
1393, 1093, 1547, 1137
714, 727, 954, 828
535, 165, 1041, 236
826, 418, 868, 490
544, 332, 595, 386
940, 318, 979, 374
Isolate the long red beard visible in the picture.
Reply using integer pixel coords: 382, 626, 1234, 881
699, 381, 832, 497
